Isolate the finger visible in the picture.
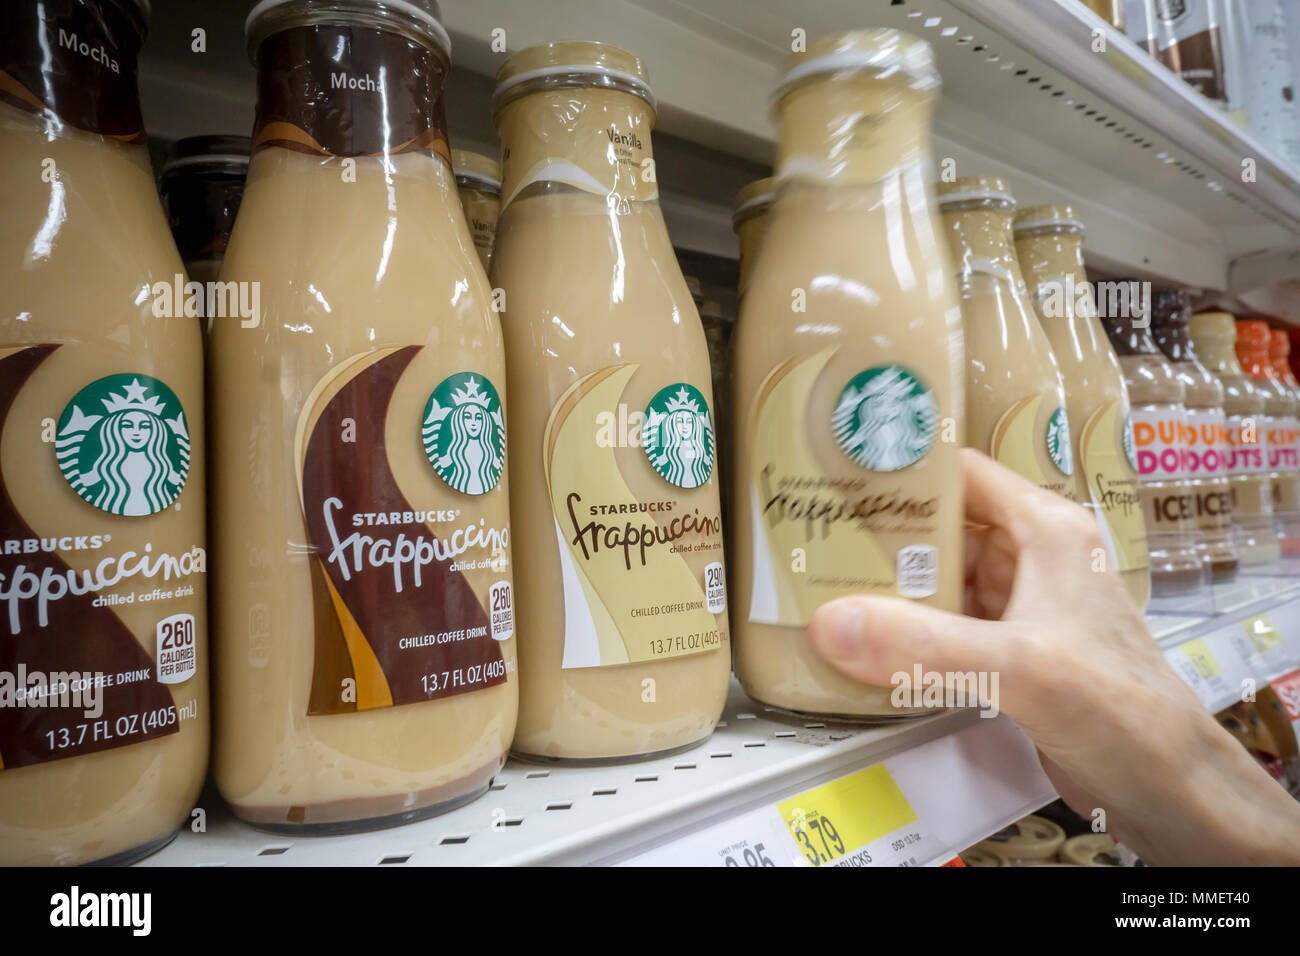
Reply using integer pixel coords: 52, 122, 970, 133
808, 594, 1026, 689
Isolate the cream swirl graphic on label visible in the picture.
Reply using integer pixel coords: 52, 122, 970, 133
643, 383, 715, 488
55, 375, 190, 516
831, 365, 937, 472
421, 373, 506, 495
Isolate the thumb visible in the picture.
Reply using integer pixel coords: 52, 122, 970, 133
808, 595, 1022, 690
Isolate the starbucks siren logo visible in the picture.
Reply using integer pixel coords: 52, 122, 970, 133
643, 383, 715, 488
1047, 406, 1074, 476
56, 374, 191, 516
1122, 412, 1138, 472
422, 372, 505, 495
832, 365, 937, 472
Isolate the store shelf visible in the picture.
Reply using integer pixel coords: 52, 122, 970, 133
136, 0, 1300, 289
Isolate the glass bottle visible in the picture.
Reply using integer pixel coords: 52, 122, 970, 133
1237, 319, 1300, 553
492, 42, 730, 760
211, 0, 516, 830
451, 148, 501, 272
731, 30, 964, 719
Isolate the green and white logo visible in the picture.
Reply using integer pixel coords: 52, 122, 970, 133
422, 372, 505, 495
1047, 406, 1074, 476
831, 365, 937, 472
1123, 412, 1138, 472
56, 374, 190, 516
643, 383, 715, 488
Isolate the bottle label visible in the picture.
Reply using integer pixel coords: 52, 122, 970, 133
1080, 402, 1147, 573
298, 348, 510, 715
545, 365, 725, 668
1226, 414, 1270, 476
1130, 407, 1192, 480
749, 349, 948, 626
1185, 408, 1227, 476
497, 90, 658, 212
1267, 415, 1299, 471
0, 347, 204, 771
0, 0, 145, 141
252, 24, 451, 162
990, 395, 1076, 497
1148, 1, 1226, 102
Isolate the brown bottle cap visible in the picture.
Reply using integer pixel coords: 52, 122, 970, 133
936, 176, 1015, 210
1012, 203, 1084, 236
774, 29, 939, 104
493, 41, 654, 114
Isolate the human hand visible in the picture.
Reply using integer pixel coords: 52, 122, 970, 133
808, 448, 1300, 865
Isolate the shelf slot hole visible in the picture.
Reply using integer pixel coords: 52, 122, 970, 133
439, 834, 470, 845
743, 741, 766, 749
804, 722, 826, 729
674, 763, 697, 770
257, 845, 290, 856
525, 771, 550, 779
710, 751, 733, 759
545, 802, 573, 811
378, 854, 411, 865
635, 775, 659, 783
592, 788, 618, 796
774, 731, 797, 738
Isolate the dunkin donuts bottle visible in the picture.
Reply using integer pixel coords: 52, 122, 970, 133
1012, 205, 1150, 608
1270, 330, 1300, 531
1190, 312, 1280, 564
733, 177, 775, 302
451, 149, 501, 272
1237, 319, 1300, 551
211, 0, 517, 829
0, 0, 208, 864
1099, 286, 1208, 594
491, 43, 730, 761
731, 30, 964, 719
1151, 289, 1238, 582
938, 179, 1075, 499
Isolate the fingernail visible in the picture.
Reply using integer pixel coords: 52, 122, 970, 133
812, 600, 867, 659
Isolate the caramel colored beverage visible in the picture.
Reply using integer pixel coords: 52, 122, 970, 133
0, 0, 208, 864
1099, 286, 1207, 594
731, 31, 964, 719
938, 179, 1075, 498
1270, 329, 1300, 544
1237, 319, 1300, 550
492, 43, 729, 761
452, 149, 500, 272
211, 0, 516, 829
1013, 206, 1150, 608
733, 177, 774, 302
1151, 289, 1238, 581
1190, 312, 1280, 564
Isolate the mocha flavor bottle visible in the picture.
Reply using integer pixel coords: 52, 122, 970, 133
1013, 205, 1150, 608
1151, 289, 1238, 582
0, 0, 208, 864
937, 178, 1075, 499
731, 30, 964, 719
1099, 285, 1208, 595
211, 0, 516, 829
1190, 312, 1280, 565
492, 42, 730, 761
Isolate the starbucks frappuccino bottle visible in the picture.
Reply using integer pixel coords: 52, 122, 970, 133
452, 149, 501, 272
1099, 285, 1208, 594
211, 0, 516, 829
938, 179, 1075, 499
731, 30, 964, 719
0, 0, 208, 864
1151, 289, 1238, 582
1237, 319, 1300, 552
733, 177, 774, 302
1013, 205, 1150, 608
491, 42, 729, 761
1190, 312, 1280, 564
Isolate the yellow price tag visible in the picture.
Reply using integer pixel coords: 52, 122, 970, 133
1182, 638, 1223, 679
1241, 614, 1283, 653
776, 764, 916, 867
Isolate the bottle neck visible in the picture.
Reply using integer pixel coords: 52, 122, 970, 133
252, 23, 451, 164
942, 207, 1024, 285
1237, 346, 1278, 382
496, 87, 658, 213
1014, 230, 1094, 322
0, 0, 146, 144
775, 75, 933, 186
1195, 336, 1247, 376
1152, 319, 1198, 364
